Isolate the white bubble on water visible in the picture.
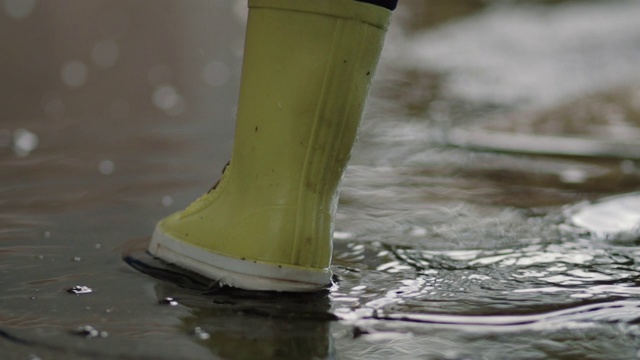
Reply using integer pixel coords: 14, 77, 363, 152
62, 60, 88, 88
161, 195, 173, 207
203, 61, 231, 87
13, 128, 39, 157
99, 160, 115, 175
192, 327, 210, 340
4, 0, 36, 19
91, 40, 119, 69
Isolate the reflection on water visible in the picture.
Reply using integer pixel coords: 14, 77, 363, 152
2, 0, 640, 359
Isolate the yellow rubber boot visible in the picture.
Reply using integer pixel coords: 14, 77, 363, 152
148, 0, 391, 292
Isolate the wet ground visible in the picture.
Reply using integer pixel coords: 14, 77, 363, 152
2, 0, 640, 359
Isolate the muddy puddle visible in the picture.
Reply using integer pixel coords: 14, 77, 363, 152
2, 0, 640, 359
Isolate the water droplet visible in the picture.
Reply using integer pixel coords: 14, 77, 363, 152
559, 168, 587, 184
95, 243, 102, 250
192, 327, 211, 340
159, 297, 179, 306
13, 128, 39, 157
72, 325, 108, 339
408, 225, 427, 237
333, 231, 354, 240
91, 40, 119, 69
161, 195, 173, 207
203, 61, 231, 87
43, 231, 50, 238
3, 0, 36, 20
61, 61, 88, 88
152, 85, 185, 116
98, 160, 115, 175
67, 285, 93, 295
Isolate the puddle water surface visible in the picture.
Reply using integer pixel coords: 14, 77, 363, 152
2, 0, 640, 359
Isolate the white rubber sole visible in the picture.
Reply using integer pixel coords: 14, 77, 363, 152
148, 223, 332, 292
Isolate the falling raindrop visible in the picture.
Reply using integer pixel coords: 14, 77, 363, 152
152, 85, 185, 116
161, 195, 173, 207
99, 160, 115, 175
13, 128, 38, 157
61, 61, 88, 88
559, 168, 587, 184
203, 61, 231, 87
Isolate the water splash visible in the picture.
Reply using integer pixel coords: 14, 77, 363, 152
568, 192, 640, 243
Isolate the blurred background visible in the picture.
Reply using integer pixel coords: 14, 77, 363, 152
2, 0, 640, 359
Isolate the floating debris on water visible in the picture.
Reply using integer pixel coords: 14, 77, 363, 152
72, 256, 81, 262
67, 285, 93, 295
159, 297, 179, 306
192, 327, 211, 340
72, 325, 108, 339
